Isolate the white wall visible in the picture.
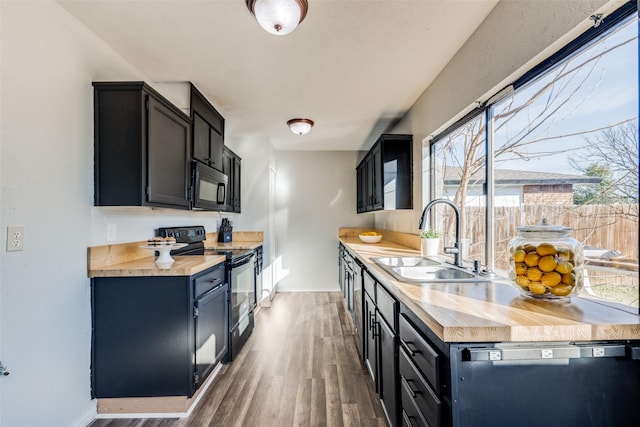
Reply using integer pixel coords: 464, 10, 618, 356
1, 2, 143, 426
0, 2, 274, 426
275, 151, 373, 292
377, 0, 615, 232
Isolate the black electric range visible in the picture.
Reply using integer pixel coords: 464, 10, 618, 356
158, 225, 254, 261
158, 225, 256, 362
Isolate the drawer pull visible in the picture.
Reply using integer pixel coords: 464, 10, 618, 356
401, 375, 420, 399
401, 339, 421, 357
402, 410, 415, 427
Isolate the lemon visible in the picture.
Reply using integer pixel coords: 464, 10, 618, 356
538, 255, 557, 272
516, 275, 530, 288
513, 249, 526, 263
557, 248, 575, 262
555, 261, 573, 275
526, 267, 543, 282
524, 252, 540, 267
561, 272, 576, 286
514, 262, 527, 275
541, 271, 562, 287
536, 243, 557, 257
549, 284, 572, 296
528, 282, 547, 295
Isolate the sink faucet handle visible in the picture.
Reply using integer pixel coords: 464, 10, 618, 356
444, 246, 459, 255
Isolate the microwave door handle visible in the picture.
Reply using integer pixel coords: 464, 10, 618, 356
217, 183, 226, 205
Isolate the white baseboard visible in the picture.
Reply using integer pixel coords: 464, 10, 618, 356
70, 402, 97, 427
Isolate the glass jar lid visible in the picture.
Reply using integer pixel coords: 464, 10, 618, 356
517, 218, 573, 235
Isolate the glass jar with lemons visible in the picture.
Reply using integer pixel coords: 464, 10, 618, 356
508, 219, 583, 301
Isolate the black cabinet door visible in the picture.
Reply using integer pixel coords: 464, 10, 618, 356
194, 283, 229, 387
356, 163, 369, 214
193, 112, 210, 165
147, 96, 191, 208
371, 143, 383, 210
209, 127, 224, 171
365, 292, 378, 388
222, 147, 241, 213
190, 84, 225, 172
232, 155, 241, 212
379, 314, 398, 427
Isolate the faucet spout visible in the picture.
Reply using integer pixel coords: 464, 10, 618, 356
419, 198, 462, 267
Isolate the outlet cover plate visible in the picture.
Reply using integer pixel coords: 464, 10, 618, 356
7, 226, 24, 252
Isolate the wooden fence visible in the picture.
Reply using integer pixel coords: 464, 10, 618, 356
439, 204, 639, 271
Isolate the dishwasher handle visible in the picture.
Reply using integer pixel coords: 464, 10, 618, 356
462, 343, 627, 362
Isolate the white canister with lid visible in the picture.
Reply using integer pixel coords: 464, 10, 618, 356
507, 219, 583, 301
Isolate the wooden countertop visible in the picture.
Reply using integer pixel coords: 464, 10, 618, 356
339, 235, 640, 343
88, 254, 227, 278
88, 232, 263, 278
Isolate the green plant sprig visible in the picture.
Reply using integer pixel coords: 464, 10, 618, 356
421, 228, 441, 239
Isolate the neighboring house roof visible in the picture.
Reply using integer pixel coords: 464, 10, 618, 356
443, 168, 603, 186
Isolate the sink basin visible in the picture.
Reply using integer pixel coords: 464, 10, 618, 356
372, 256, 489, 283
374, 256, 440, 267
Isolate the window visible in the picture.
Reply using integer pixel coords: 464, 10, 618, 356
426, 6, 638, 312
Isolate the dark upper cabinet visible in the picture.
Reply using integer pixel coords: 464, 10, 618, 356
93, 82, 191, 209
190, 84, 224, 172
356, 134, 413, 213
222, 146, 241, 213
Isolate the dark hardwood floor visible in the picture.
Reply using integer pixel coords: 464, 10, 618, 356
90, 292, 387, 427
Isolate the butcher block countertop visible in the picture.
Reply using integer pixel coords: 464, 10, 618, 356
338, 228, 640, 343
88, 231, 263, 278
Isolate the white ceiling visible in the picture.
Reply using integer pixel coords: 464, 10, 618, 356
58, 0, 499, 151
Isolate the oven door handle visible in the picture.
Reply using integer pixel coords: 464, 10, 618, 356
230, 253, 256, 268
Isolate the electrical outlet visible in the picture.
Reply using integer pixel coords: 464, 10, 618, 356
6, 226, 24, 252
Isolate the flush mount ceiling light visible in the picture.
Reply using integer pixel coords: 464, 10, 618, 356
245, 0, 309, 35
287, 118, 314, 135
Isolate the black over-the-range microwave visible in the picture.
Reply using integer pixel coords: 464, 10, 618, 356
192, 161, 228, 210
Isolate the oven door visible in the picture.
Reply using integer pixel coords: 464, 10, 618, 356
228, 252, 256, 361
192, 161, 228, 210
229, 252, 256, 326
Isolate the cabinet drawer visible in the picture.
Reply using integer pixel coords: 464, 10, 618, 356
399, 314, 439, 392
363, 270, 376, 298
194, 266, 225, 298
376, 283, 397, 331
400, 346, 441, 427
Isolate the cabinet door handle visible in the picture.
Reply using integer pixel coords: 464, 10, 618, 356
401, 375, 419, 399
401, 339, 420, 357
369, 312, 376, 331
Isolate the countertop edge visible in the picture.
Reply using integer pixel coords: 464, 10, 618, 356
339, 236, 640, 343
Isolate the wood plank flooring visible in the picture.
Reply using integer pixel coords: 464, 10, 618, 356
90, 292, 388, 427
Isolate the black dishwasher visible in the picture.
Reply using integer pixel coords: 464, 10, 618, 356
450, 342, 640, 426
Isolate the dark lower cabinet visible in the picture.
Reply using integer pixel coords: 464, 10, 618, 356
91, 264, 228, 398
341, 249, 640, 427
93, 82, 191, 209
363, 270, 399, 427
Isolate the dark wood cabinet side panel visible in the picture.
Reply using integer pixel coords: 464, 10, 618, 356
94, 89, 144, 206
92, 277, 192, 398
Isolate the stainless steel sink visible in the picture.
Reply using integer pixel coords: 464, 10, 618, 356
373, 256, 440, 267
372, 256, 489, 283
